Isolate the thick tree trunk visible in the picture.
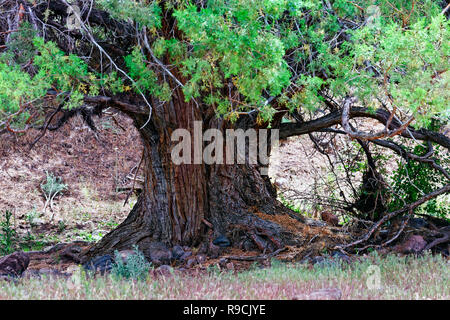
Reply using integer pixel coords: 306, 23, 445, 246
82, 93, 303, 261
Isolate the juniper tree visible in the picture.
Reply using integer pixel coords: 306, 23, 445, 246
0, 0, 448, 258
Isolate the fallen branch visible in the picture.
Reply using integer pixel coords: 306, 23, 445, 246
423, 227, 450, 251
335, 183, 450, 250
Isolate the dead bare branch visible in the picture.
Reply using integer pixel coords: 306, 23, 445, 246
335, 183, 450, 250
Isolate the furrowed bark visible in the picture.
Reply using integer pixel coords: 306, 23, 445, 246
83, 91, 296, 261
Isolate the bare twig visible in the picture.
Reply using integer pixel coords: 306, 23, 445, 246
341, 97, 414, 141
335, 184, 450, 250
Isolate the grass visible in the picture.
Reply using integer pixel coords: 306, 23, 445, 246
111, 246, 152, 280
0, 210, 17, 255
0, 252, 448, 300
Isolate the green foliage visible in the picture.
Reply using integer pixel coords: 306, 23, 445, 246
173, 1, 291, 120
0, 62, 37, 114
57, 220, 67, 233
98, 0, 162, 31
152, 38, 187, 62
389, 144, 449, 219
0, 22, 36, 65
0, 210, 17, 255
0, 24, 128, 129
32, 37, 103, 107
1, 0, 448, 129
25, 208, 40, 228
124, 47, 171, 101
41, 171, 67, 200
340, 14, 449, 128
278, 193, 313, 217
111, 246, 152, 280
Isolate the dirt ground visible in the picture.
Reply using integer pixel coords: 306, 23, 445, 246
0, 111, 142, 247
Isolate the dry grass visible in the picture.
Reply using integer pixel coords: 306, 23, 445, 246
1, 252, 448, 300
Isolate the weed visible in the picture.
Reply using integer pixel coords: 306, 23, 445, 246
0, 210, 17, 255
40, 171, 67, 215
57, 220, 67, 233
76, 230, 95, 242
111, 245, 152, 280
25, 208, 40, 228
101, 219, 120, 230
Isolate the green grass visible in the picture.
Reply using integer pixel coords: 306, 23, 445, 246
0, 210, 17, 255
0, 252, 448, 299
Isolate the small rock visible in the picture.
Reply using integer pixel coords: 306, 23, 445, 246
196, 254, 207, 264
155, 265, 173, 276
408, 218, 428, 229
321, 211, 339, 227
218, 258, 228, 268
0, 251, 30, 277
331, 251, 351, 263
213, 235, 231, 248
117, 249, 136, 263
186, 258, 197, 268
31, 218, 45, 226
198, 242, 209, 254
146, 242, 173, 265
172, 245, 185, 260
65, 265, 82, 275
22, 269, 41, 279
395, 235, 427, 254
298, 257, 311, 265
179, 251, 192, 261
83, 254, 113, 275
303, 288, 342, 300
305, 218, 327, 227
274, 178, 288, 187
208, 243, 220, 259
311, 256, 325, 265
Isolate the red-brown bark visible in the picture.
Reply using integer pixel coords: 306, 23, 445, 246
82, 91, 297, 261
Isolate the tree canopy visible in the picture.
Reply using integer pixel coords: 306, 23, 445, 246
0, 0, 448, 128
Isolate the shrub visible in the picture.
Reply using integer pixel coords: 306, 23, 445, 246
0, 210, 17, 255
40, 171, 67, 214
389, 144, 449, 220
111, 246, 152, 280
26, 208, 40, 228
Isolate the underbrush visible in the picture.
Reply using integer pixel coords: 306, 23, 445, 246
0, 252, 447, 300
